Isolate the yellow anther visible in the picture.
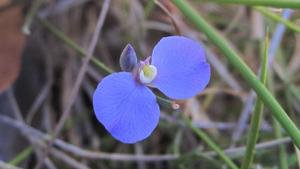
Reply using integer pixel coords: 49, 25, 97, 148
139, 65, 157, 84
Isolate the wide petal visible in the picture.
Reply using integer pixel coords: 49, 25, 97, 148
93, 72, 160, 143
151, 36, 210, 99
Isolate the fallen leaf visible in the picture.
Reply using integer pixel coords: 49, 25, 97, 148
0, 0, 10, 6
0, 5, 24, 93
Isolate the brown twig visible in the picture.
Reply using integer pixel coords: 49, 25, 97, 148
50, 149, 91, 169
44, 158, 57, 169
154, 0, 181, 35
34, 0, 111, 168
6, 89, 56, 169
0, 115, 291, 162
53, 0, 110, 139
135, 143, 146, 169
205, 137, 291, 157
25, 33, 54, 125
25, 83, 52, 124
7, 88, 24, 121
0, 115, 178, 162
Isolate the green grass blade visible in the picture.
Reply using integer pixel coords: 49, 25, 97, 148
184, 118, 239, 169
241, 30, 269, 169
9, 146, 33, 166
274, 119, 289, 169
254, 7, 300, 33
172, 0, 300, 148
269, 65, 289, 169
202, 0, 300, 9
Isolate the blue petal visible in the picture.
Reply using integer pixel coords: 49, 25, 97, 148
151, 36, 210, 99
93, 72, 160, 143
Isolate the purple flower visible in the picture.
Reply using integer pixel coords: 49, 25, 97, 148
93, 36, 210, 143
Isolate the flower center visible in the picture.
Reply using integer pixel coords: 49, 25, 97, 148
139, 65, 157, 84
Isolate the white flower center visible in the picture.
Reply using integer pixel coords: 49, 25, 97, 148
139, 65, 157, 84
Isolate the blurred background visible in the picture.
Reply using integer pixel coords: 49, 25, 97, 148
0, 0, 300, 168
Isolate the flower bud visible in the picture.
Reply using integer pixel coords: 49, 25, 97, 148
119, 44, 138, 72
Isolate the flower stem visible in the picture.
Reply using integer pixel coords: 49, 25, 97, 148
268, 52, 289, 169
274, 118, 289, 169
241, 30, 269, 169
172, 0, 300, 149
9, 146, 33, 166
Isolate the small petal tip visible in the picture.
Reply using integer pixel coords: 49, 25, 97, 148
119, 44, 138, 72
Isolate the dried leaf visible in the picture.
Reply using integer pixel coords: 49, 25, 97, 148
0, 0, 10, 6
0, 6, 24, 93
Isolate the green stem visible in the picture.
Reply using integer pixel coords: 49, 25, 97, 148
22, 0, 43, 35
269, 66, 288, 169
254, 7, 300, 33
171, 129, 182, 155
9, 146, 33, 166
203, 0, 300, 9
37, 18, 113, 74
172, 0, 300, 148
241, 32, 269, 169
274, 118, 288, 169
184, 118, 239, 169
